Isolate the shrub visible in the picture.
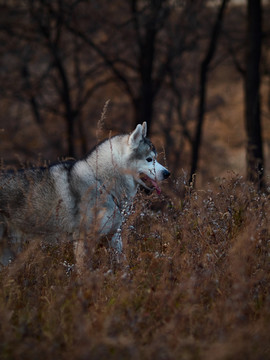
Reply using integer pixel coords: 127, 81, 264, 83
0, 175, 270, 359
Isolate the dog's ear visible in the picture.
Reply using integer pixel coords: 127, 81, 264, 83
142, 122, 147, 137
129, 123, 143, 148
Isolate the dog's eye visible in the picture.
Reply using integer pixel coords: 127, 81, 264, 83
146, 157, 152, 162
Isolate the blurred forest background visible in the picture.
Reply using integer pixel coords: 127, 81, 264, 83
0, 0, 269, 188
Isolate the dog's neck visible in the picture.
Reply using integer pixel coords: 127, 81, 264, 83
84, 135, 138, 201
80, 155, 137, 202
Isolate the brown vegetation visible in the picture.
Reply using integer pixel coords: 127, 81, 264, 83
1, 175, 270, 359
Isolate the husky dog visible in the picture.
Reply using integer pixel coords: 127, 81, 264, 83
0, 122, 170, 266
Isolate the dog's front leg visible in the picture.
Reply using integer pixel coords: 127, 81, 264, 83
110, 229, 122, 253
109, 229, 126, 265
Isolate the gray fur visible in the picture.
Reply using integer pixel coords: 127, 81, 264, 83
0, 122, 170, 267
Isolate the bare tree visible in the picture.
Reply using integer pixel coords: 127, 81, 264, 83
0, 0, 112, 158
244, 0, 264, 188
64, 0, 177, 134
189, 0, 230, 184
1, 0, 266, 187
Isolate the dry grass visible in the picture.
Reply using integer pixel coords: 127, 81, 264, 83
0, 174, 270, 360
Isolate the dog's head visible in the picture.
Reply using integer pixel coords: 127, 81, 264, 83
128, 122, 170, 194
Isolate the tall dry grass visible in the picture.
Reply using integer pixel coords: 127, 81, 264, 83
0, 174, 270, 360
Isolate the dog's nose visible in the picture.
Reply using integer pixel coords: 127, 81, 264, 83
163, 169, 170, 179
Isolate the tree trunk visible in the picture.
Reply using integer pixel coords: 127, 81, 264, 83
189, 0, 229, 185
134, 92, 154, 134
53, 52, 75, 158
244, 0, 263, 188
134, 25, 156, 134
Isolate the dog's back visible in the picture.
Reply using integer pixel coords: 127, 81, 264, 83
0, 164, 78, 237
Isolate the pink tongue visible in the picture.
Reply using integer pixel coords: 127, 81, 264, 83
150, 179, 161, 195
